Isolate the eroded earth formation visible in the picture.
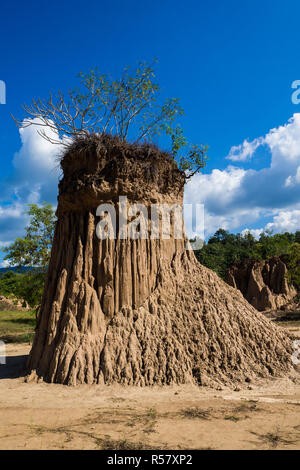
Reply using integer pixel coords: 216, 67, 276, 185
27, 136, 293, 386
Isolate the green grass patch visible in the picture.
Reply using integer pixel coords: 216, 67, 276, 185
0, 310, 36, 343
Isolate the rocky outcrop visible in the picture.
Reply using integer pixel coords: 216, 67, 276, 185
0, 295, 30, 311
26, 135, 293, 386
226, 257, 297, 312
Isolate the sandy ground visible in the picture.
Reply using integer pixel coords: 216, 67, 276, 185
0, 342, 300, 450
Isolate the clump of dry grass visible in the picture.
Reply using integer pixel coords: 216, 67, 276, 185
233, 402, 261, 413
181, 407, 211, 420
100, 437, 152, 450
250, 428, 298, 448
59, 133, 185, 194
127, 407, 158, 434
224, 415, 240, 422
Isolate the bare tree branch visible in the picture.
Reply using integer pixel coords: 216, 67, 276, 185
12, 61, 208, 180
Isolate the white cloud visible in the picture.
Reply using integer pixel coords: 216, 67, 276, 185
0, 260, 10, 268
226, 137, 263, 162
240, 228, 264, 240
0, 121, 62, 249
7, 119, 63, 204
265, 113, 300, 167
185, 113, 300, 237
285, 165, 300, 187
184, 166, 245, 214
265, 209, 300, 233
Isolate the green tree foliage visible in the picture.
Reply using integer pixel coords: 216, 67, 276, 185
13, 61, 207, 181
3, 202, 55, 267
0, 271, 20, 298
196, 229, 299, 285
287, 243, 300, 289
0, 270, 45, 308
1, 203, 56, 307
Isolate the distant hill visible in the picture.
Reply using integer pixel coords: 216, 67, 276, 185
0, 266, 34, 278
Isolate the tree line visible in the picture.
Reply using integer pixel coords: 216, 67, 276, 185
0, 203, 55, 307
195, 228, 300, 289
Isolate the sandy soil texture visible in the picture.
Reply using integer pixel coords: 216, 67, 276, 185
0, 342, 300, 450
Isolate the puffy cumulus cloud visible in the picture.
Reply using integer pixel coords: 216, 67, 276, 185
6, 119, 64, 204
0, 121, 63, 251
238, 209, 300, 241
226, 114, 300, 166
265, 210, 300, 233
183, 165, 263, 237
226, 137, 264, 162
184, 166, 245, 215
285, 166, 300, 187
184, 113, 300, 238
202, 209, 263, 238
184, 166, 253, 237
265, 113, 300, 167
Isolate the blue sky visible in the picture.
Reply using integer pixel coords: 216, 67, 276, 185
1, 0, 300, 264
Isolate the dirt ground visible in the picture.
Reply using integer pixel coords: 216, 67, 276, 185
0, 341, 300, 450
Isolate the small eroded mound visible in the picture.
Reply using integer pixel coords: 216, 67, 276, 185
226, 257, 297, 312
